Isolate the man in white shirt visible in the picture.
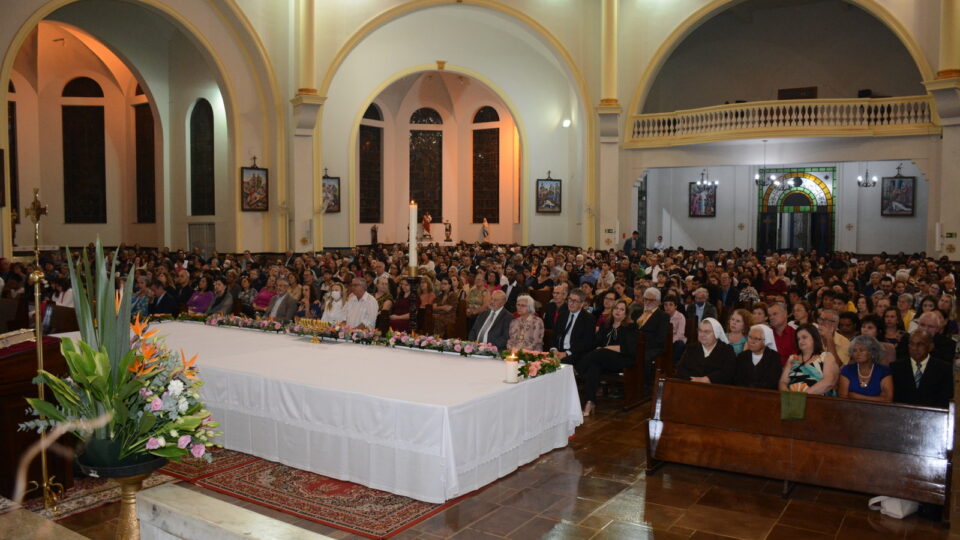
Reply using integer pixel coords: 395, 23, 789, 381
653, 235, 665, 251
344, 277, 379, 329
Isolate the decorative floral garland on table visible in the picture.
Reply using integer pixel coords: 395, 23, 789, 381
153, 315, 559, 379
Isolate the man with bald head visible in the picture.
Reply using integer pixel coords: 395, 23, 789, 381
895, 310, 955, 363
468, 289, 512, 352
890, 329, 953, 408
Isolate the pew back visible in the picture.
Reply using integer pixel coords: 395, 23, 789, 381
646, 378, 954, 507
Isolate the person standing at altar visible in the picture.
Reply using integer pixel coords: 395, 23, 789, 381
265, 279, 298, 323
468, 290, 512, 352
345, 277, 379, 329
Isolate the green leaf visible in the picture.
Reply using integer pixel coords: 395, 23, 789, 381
149, 446, 188, 458
137, 412, 157, 435
25, 398, 67, 423
174, 416, 203, 431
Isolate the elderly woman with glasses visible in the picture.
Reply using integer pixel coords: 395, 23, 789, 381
676, 318, 736, 385
838, 335, 893, 402
733, 324, 781, 389
507, 294, 545, 352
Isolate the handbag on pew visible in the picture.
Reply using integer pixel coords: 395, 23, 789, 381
868, 496, 919, 519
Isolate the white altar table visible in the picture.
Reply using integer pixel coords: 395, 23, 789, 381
155, 322, 582, 503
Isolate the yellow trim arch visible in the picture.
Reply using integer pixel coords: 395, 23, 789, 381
627, 0, 935, 118
319, 0, 597, 247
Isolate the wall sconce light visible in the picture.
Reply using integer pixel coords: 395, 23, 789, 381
561, 119, 571, 128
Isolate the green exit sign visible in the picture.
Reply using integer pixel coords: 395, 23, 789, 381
947, 233, 957, 238
604, 228, 615, 234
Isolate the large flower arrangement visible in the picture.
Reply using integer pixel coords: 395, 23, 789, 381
285, 321, 501, 357
20, 241, 219, 465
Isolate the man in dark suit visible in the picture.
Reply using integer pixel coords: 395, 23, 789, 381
712, 272, 737, 310
502, 267, 522, 313
895, 311, 955, 363
149, 280, 179, 316
685, 287, 718, 324
623, 231, 642, 257
891, 330, 953, 408
635, 287, 671, 384
543, 283, 569, 331
468, 290, 512, 352
264, 279, 298, 323
553, 288, 596, 365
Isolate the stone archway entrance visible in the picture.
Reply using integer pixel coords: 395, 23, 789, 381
757, 168, 836, 253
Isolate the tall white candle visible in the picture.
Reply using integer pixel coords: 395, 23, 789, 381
505, 355, 519, 383
409, 201, 417, 271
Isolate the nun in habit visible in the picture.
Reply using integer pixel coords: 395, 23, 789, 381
733, 324, 783, 390
675, 317, 736, 385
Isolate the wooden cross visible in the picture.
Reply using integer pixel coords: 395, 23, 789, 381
25, 188, 47, 224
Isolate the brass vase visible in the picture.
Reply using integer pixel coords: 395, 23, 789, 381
76, 450, 168, 540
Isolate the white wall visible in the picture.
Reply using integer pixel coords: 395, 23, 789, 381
321, 4, 585, 248
644, 159, 928, 254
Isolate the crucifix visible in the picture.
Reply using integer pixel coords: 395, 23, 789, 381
23, 188, 61, 512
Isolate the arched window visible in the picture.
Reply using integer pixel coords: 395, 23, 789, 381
472, 126, 499, 223
134, 103, 156, 222
410, 107, 443, 124
62, 77, 106, 223
7, 80, 14, 93
135, 83, 144, 96
473, 106, 499, 123
359, 103, 383, 223
363, 103, 382, 121
7, 81, 18, 212
62, 77, 104, 97
190, 98, 215, 216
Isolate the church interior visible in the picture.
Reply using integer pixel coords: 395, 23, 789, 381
2, 0, 960, 538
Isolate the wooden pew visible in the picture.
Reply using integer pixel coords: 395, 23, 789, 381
49, 305, 78, 333
684, 314, 698, 344
646, 378, 954, 518
607, 332, 674, 411
531, 288, 553, 315
453, 300, 467, 340
416, 304, 433, 334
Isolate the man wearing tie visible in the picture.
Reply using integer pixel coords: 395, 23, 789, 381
890, 330, 953, 408
468, 290, 512, 352
149, 281, 179, 316
552, 288, 596, 365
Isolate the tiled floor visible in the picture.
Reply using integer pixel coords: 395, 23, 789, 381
58, 402, 956, 539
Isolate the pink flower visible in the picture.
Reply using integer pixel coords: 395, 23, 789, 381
177, 435, 192, 449
139, 388, 152, 398
454, 344, 462, 352
190, 444, 206, 458
146, 437, 161, 450
528, 361, 541, 377
465, 345, 475, 354
150, 397, 163, 411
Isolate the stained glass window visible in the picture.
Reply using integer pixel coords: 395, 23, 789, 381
62, 77, 103, 97
359, 124, 383, 223
410, 107, 443, 125
472, 128, 498, 223
190, 99, 215, 216
473, 106, 499, 123
409, 130, 442, 220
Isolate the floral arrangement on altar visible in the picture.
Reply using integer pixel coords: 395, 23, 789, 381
176, 312, 209, 323
206, 314, 285, 333
20, 241, 220, 466
502, 349, 562, 379
386, 331, 500, 357
285, 319, 500, 357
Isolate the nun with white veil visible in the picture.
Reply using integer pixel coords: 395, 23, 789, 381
675, 317, 736, 385
733, 324, 783, 389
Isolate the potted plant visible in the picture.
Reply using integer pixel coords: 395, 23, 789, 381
20, 241, 219, 538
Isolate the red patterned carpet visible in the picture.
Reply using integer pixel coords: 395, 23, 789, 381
163, 450, 461, 539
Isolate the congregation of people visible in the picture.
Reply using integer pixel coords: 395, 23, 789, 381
30, 231, 960, 417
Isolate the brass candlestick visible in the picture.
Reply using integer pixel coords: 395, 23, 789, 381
23, 188, 62, 512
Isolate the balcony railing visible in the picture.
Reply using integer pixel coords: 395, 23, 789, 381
626, 95, 939, 148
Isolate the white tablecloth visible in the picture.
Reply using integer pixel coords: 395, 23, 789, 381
151, 322, 582, 503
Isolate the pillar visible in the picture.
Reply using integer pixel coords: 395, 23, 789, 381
597, 0, 622, 249
940, 0, 960, 79
291, 0, 324, 251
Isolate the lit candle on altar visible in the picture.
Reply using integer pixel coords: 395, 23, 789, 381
409, 201, 417, 273
505, 353, 519, 383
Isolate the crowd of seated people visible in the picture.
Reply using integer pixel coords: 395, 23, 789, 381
23, 236, 958, 415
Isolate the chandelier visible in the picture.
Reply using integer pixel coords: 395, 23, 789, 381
857, 161, 878, 188
754, 139, 778, 187
697, 169, 719, 187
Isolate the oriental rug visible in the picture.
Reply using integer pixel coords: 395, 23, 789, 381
158, 447, 259, 482
20, 473, 176, 521
195, 457, 462, 539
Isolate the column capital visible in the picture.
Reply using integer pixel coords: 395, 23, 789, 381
290, 94, 326, 135
924, 78, 960, 125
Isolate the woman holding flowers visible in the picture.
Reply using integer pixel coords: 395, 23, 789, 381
507, 294, 545, 352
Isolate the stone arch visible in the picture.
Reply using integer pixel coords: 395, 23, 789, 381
628, 0, 935, 117
0, 0, 284, 253
320, 0, 595, 247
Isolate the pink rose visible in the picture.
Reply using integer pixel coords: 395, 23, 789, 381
150, 398, 163, 411
177, 435, 192, 449
528, 361, 541, 377
146, 437, 161, 450
190, 444, 206, 458
454, 344, 462, 352
465, 345, 475, 354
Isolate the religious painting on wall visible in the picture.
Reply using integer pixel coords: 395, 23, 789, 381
536, 178, 561, 213
689, 182, 717, 217
881, 175, 915, 216
240, 166, 268, 212
323, 175, 341, 213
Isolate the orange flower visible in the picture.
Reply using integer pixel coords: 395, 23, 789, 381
181, 349, 199, 379
130, 313, 157, 339
115, 290, 122, 314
